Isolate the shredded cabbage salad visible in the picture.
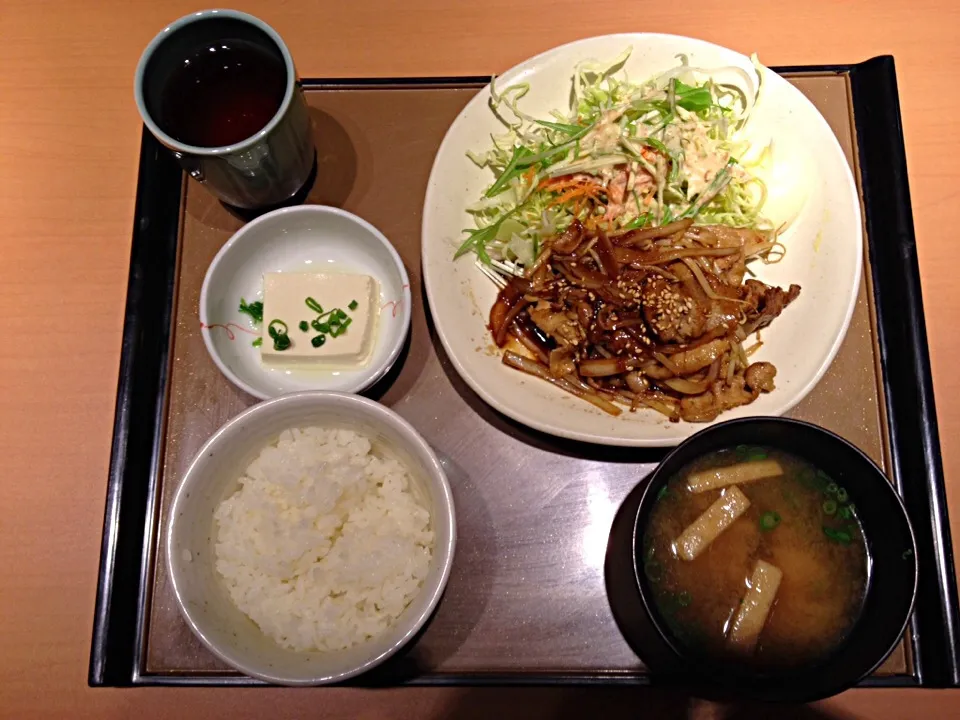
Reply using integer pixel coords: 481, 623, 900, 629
456, 49, 771, 268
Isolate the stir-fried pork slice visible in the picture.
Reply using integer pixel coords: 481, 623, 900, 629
678, 362, 778, 422
741, 280, 802, 335
683, 226, 747, 286
641, 275, 705, 342
671, 262, 741, 335
744, 361, 777, 393
670, 339, 731, 374
529, 301, 581, 347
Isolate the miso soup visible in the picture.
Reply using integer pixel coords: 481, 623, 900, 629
641, 446, 868, 669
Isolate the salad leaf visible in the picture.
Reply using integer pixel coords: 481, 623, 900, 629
674, 80, 714, 112
456, 49, 769, 265
534, 119, 585, 134
485, 145, 532, 197
621, 214, 651, 230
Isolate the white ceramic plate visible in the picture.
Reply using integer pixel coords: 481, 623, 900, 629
422, 34, 862, 447
201, 206, 411, 399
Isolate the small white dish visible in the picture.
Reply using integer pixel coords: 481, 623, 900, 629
200, 206, 412, 399
421, 34, 862, 447
166, 391, 457, 686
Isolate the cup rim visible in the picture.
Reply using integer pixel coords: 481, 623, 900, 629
134, 9, 296, 156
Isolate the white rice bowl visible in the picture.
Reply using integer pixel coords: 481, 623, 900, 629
214, 427, 435, 652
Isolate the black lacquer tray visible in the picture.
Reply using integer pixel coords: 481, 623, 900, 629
90, 58, 959, 688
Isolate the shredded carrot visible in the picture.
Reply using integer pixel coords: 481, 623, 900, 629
546, 185, 600, 210
539, 178, 604, 195
523, 167, 536, 187
539, 176, 584, 191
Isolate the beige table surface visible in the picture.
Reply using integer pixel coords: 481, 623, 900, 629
3, 1, 959, 717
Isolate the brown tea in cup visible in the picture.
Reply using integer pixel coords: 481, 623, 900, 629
159, 39, 286, 149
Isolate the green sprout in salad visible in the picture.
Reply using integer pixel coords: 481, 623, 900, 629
456, 48, 772, 269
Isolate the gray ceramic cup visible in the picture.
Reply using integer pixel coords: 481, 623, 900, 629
134, 10, 315, 210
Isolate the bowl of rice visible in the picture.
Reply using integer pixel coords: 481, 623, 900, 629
166, 391, 456, 685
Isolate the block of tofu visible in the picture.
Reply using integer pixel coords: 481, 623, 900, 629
260, 271, 379, 368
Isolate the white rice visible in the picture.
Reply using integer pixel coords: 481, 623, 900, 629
213, 426, 434, 652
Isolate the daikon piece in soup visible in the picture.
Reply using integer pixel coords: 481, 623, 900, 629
641, 446, 868, 669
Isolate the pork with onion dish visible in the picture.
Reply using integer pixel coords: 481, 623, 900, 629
488, 218, 800, 422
